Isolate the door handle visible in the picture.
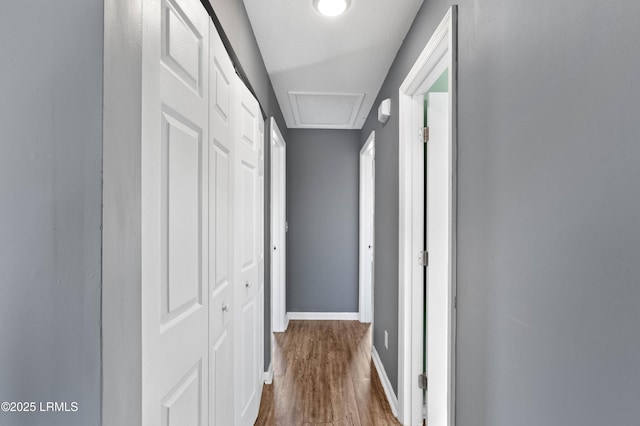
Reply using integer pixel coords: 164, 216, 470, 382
245, 281, 250, 289
222, 303, 230, 313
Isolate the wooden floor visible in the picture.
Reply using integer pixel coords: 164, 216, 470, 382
255, 320, 400, 425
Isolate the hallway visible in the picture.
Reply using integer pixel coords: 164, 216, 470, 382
4, 0, 640, 424
256, 321, 400, 425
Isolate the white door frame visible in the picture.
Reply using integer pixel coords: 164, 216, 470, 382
359, 131, 375, 323
270, 117, 287, 333
397, 6, 457, 425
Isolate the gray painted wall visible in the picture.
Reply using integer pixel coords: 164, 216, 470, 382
361, 0, 640, 424
0, 1, 103, 425
286, 130, 360, 313
205, 0, 288, 371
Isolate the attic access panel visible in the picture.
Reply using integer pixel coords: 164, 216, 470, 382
289, 91, 365, 129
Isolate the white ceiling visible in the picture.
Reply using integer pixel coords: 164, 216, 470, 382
243, 0, 424, 129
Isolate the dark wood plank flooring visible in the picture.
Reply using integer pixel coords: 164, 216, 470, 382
255, 320, 400, 425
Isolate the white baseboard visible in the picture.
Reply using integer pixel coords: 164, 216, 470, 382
286, 312, 359, 321
359, 315, 372, 324
372, 346, 399, 419
263, 362, 273, 384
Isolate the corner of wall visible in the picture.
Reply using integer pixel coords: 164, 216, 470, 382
102, 0, 144, 423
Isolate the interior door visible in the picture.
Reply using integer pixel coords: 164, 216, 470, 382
359, 144, 375, 324
367, 154, 375, 304
426, 92, 451, 426
234, 76, 264, 426
270, 124, 287, 333
141, 0, 210, 424
258, 119, 265, 390
208, 22, 235, 426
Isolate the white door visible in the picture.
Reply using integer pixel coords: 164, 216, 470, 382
141, 0, 210, 424
359, 133, 375, 323
270, 119, 287, 333
208, 22, 235, 426
234, 76, 264, 426
426, 92, 451, 426
366, 153, 375, 309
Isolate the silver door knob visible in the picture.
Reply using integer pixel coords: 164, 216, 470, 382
245, 281, 250, 289
222, 303, 230, 312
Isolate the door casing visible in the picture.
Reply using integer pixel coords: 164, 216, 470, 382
397, 6, 458, 426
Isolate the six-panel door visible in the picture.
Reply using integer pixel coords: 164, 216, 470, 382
234, 77, 265, 426
208, 22, 236, 426
142, 0, 265, 423
142, 0, 210, 425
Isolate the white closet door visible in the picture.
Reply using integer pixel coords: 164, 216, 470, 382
234, 76, 264, 426
208, 22, 235, 426
257, 117, 265, 393
141, 0, 210, 425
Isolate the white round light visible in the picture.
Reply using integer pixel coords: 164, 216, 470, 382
314, 0, 350, 17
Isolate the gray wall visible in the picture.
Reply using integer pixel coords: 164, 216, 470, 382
204, 0, 288, 371
286, 130, 360, 313
0, 1, 103, 425
361, 0, 640, 424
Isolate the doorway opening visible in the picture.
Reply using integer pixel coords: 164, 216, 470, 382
397, 6, 457, 426
359, 131, 376, 323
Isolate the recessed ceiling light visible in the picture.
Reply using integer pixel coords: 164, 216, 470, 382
313, 0, 351, 17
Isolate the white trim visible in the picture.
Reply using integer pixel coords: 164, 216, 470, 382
359, 131, 375, 324
286, 312, 359, 321
270, 117, 287, 333
288, 91, 365, 129
263, 362, 274, 384
102, 0, 144, 423
372, 346, 399, 419
397, 6, 457, 426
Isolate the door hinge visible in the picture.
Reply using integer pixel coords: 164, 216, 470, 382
418, 373, 428, 390
420, 126, 430, 143
418, 251, 428, 266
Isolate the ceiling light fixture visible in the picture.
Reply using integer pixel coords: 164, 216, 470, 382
313, 0, 351, 17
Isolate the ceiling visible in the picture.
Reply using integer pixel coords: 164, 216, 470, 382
243, 0, 424, 130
